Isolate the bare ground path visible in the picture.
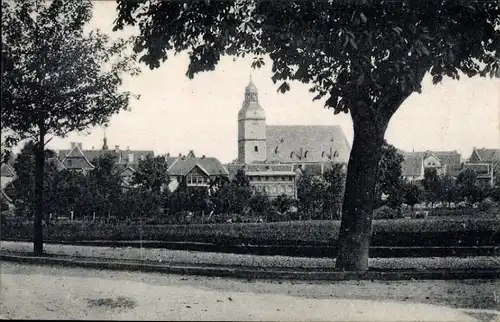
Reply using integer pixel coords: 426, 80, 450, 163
1, 262, 498, 321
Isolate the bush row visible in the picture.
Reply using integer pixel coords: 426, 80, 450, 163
2, 217, 499, 247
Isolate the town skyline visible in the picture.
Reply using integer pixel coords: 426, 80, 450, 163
10, 1, 500, 164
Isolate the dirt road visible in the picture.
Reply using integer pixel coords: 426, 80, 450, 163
1, 262, 497, 321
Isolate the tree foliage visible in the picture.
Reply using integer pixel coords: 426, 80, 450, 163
131, 155, 170, 193
404, 181, 424, 211
2, 0, 140, 254
2, 0, 140, 146
114, 0, 499, 270
375, 141, 405, 207
423, 168, 442, 205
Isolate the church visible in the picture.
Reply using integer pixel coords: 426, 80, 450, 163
225, 79, 351, 199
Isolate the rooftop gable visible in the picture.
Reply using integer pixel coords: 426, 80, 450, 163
473, 148, 500, 163
1, 163, 16, 177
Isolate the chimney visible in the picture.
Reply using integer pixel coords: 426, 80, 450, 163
202, 155, 206, 159
167, 153, 170, 157
178, 153, 182, 157
126, 146, 130, 151
92, 146, 95, 150
70, 142, 76, 149
115, 145, 120, 152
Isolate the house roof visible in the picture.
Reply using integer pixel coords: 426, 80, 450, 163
402, 156, 424, 177
472, 148, 500, 163
463, 163, 492, 176
1, 163, 16, 177
61, 145, 94, 170
1, 189, 12, 203
46, 157, 66, 172
265, 125, 351, 164
168, 156, 229, 177
58, 149, 154, 164
445, 164, 463, 177
401, 150, 461, 166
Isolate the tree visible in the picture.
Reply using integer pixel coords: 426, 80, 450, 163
404, 182, 424, 212
114, 1, 500, 270
322, 164, 346, 219
456, 168, 481, 204
86, 153, 123, 219
440, 175, 458, 208
423, 168, 442, 211
374, 141, 405, 208
9, 141, 58, 218
132, 155, 170, 194
2, 0, 139, 255
273, 194, 298, 215
249, 190, 273, 216
297, 171, 326, 219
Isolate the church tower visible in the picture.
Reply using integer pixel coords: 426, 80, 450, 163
237, 77, 267, 164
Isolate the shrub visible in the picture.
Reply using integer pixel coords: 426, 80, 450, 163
373, 206, 400, 219
478, 197, 497, 213
2, 217, 497, 247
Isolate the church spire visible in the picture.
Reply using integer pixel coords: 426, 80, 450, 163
102, 125, 109, 150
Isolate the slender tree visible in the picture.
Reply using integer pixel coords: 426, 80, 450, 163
423, 168, 442, 210
2, 0, 140, 254
114, 1, 500, 270
375, 141, 405, 208
404, 182, 424, 212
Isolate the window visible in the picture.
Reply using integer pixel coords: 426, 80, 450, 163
290, 151, 294, 158
334, 151, 339, 157
304, 151, 309, 159
274, 147, 279, 154
321, 151, 325, 158
254, 146, 258, 152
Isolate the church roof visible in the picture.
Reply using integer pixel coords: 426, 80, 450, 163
265, 125, 351, 164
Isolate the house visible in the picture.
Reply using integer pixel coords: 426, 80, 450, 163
56, 138, 155, 182
469, 148, 500, 164
464, 147, 500, 187
226, 163, 298, 199
166, 151, 229, 192
400, 150, 462, 181
462, 163, 495, 187
226, 79, 350, 198
1, 162, 16, 210
1, 162, 16, 190
401, 155, 425, 182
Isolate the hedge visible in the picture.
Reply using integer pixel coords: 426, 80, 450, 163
2, 217, 499, 247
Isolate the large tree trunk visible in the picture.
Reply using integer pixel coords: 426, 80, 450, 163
33, 119, 45, 255
335, 110, 391, 271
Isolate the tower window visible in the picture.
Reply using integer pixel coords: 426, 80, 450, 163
254, 146, 258, 152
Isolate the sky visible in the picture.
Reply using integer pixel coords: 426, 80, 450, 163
42, 1, 500, 164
